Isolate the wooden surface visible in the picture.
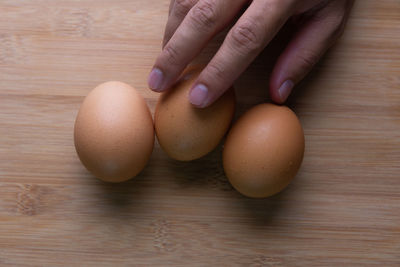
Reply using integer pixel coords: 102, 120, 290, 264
1, 0, 399, 266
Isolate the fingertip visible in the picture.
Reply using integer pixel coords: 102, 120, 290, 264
148, 68, 166, 92
277, 80, 294, 103
189, 84, 209, 108
269, 70, 294, 104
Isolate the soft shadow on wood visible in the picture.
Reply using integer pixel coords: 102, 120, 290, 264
166, 140, 294, 226
95, 178, 144, 206
286, 50, 335, 110
167, 143, 233, 192
89, 154, 158, 216
233, 188, 292, 226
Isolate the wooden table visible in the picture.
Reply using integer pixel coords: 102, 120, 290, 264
1, 0, 399, 265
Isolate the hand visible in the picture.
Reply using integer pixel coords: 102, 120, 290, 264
148, 0, 354, 107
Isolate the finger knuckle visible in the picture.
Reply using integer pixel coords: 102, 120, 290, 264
207, 62, 225, 82
229, 21, 262, 54
263, 0, 280, 13
174, 0, 195, 18
191, 0, 217, 29
313, 5, 349, 42
163, 45, 181, 66
297, 49, 320, 71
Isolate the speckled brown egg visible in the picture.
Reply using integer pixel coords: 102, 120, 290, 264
74, 81, 154, 183
223, 103, 305, 198
154, 67, 235, 161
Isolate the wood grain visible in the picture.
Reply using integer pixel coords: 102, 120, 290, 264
1, 0, 400, 266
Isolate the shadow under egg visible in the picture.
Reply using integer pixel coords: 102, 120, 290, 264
87, 150, 160, 219
165, 142, 233, 192
231, 184, 295, 227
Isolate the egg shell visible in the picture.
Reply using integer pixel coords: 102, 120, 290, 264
223, 103, 305, 198
74, 81, 154, 183
155, 67, 235, 161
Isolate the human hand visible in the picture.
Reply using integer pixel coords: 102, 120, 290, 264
148, 0, 354, 107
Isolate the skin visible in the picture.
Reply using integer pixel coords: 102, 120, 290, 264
148, 0, 355, 107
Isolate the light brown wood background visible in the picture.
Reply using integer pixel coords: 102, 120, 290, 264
1, 0, 399, 266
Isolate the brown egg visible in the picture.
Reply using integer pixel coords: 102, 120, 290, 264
155, 67, 235, 161
74, 81, 154, 182
223, 103, 305, 198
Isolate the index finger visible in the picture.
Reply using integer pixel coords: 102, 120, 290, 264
149, 0, 246, 92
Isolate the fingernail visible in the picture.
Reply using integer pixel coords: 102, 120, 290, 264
278, 80, 294, 102
148, 68, 164, 92
189, 84, 208, 107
